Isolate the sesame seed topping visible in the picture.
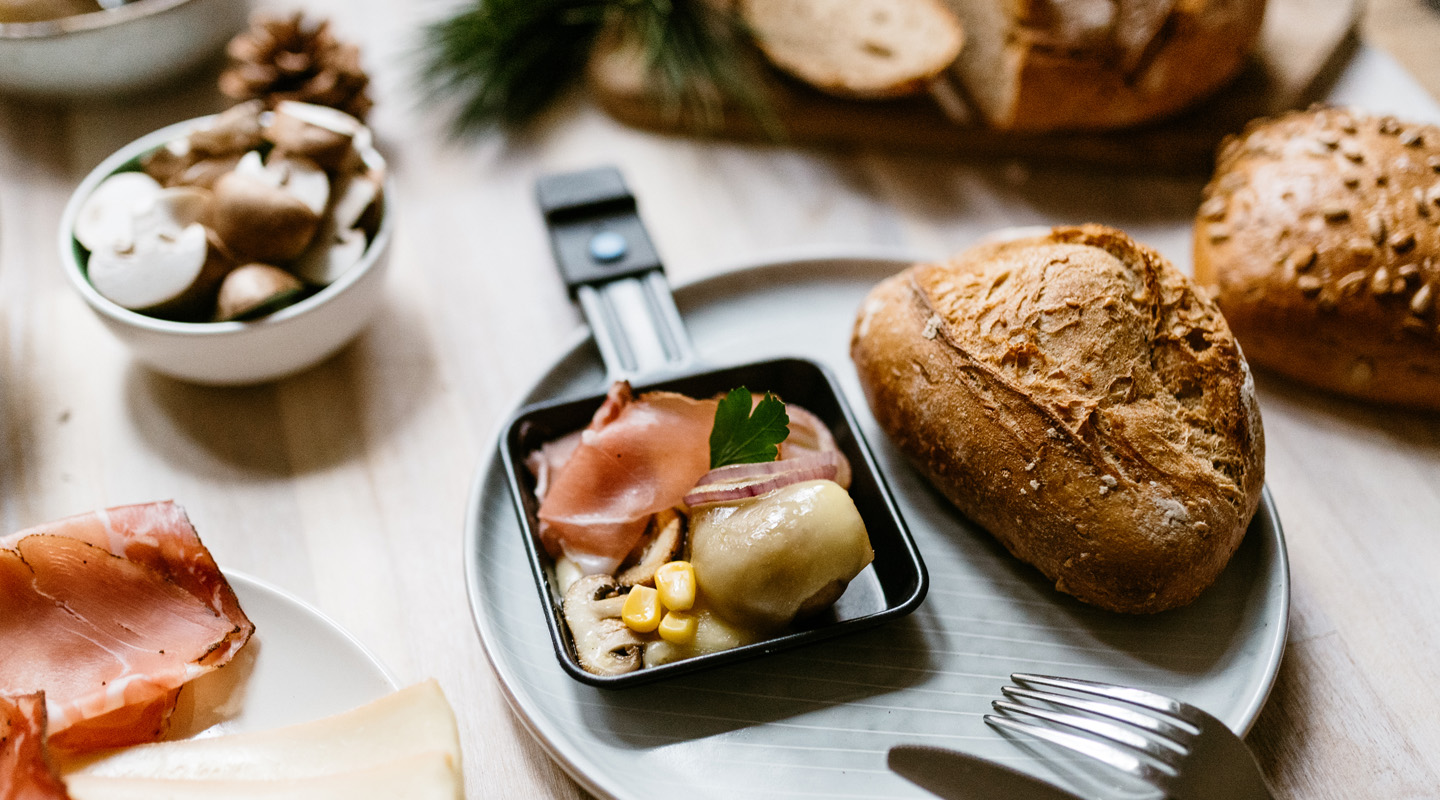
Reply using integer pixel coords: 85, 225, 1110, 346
1413, 284, 1434, 316
1289, 246, 1317, 272
1371, 267, 1393, 295
1368, 214, 1387, 245
1337, 271, 1367, 293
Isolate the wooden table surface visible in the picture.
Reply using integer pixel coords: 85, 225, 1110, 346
3, 1, 1439, 797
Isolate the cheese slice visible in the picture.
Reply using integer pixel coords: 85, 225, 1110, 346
64, 751, 461, 800
63, 680, 459, 782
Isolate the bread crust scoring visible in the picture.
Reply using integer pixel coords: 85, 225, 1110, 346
852, 224, 1265, 613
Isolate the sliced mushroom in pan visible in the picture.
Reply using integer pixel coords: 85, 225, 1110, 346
562, 574, 645, 676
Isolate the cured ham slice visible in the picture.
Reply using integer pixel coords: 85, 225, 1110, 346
537, 386, 717, 573
0, 503, 253, 753
1, 691, 71, 800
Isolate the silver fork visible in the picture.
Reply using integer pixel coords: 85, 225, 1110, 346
985, 673, 1275, 800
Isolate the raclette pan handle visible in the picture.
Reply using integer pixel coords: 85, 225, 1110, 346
536, 166, 696, 382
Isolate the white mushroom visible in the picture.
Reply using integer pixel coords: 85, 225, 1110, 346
233, 149, 264, 176
74, 172, 162, 252
81, 180, 228, 318
329, 170, 382, 231
292, 226, 366, 286
87, 223, 231, 318
561, 574, 645, 676
291, 172, 380, 286
215, 263, 305, 322
270, 157, 331, 216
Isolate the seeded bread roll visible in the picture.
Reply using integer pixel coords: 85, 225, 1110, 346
1194, 108, 1440, 411
851, 224, 1265, 614
739, 0, 965, 99
940, 0, 1265, 131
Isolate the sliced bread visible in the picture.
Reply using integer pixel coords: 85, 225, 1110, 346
739, 0, 965, 99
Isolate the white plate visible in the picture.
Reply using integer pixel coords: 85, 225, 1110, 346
164, 571, 399, 740
465, 255, 1289, 799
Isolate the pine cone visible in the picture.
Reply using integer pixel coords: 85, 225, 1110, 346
219, 12, 373, 121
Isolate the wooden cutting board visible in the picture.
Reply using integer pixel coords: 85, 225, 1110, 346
587, 0, 1360, 172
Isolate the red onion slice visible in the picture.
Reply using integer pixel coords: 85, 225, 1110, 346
684, 459, 839, 507
695, 451, 842, 487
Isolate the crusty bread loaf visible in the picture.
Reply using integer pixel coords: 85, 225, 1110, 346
739, 0, 964, 99
1194, 108, 1440, 411
940, 0, 1266, 131
851, 224, 1265, 613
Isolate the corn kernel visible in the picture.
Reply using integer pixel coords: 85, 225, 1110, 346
658, 611, 698, 644
655, 560, 696, 611
621, 585, 661, 633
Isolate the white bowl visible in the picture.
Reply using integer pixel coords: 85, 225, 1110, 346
0, 0, 249, 98
59, 114, 393, 385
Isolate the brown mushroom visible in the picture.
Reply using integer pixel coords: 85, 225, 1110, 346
141, 102, 264, 189
210, 169, 322, 264
616, 509, 684, 587
188, 101, 265, 157
144, 146, 243, 191
264, 101, 361, 172
233, 150, 331, 215
562, 574, 645, 676
215, 263, 305, 322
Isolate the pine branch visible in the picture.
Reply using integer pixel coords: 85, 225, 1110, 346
421, 0, 610, 132
420, 0, 775, 136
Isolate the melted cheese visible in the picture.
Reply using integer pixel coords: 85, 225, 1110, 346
689, 480, 874, 632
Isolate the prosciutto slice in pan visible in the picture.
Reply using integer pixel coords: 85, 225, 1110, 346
0, 502, 253, 753
535, 384, 717, 574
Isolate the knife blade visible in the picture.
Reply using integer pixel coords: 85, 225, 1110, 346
887, 745, 1085, 800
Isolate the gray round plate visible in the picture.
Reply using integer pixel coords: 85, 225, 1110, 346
465, 255, 1289, 800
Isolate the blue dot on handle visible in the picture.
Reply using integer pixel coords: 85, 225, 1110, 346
588, 231, 628, 263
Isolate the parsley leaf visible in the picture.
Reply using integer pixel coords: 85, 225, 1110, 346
709, 387, 790, 469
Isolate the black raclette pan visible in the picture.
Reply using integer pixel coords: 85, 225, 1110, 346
497, 166, 927, 688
